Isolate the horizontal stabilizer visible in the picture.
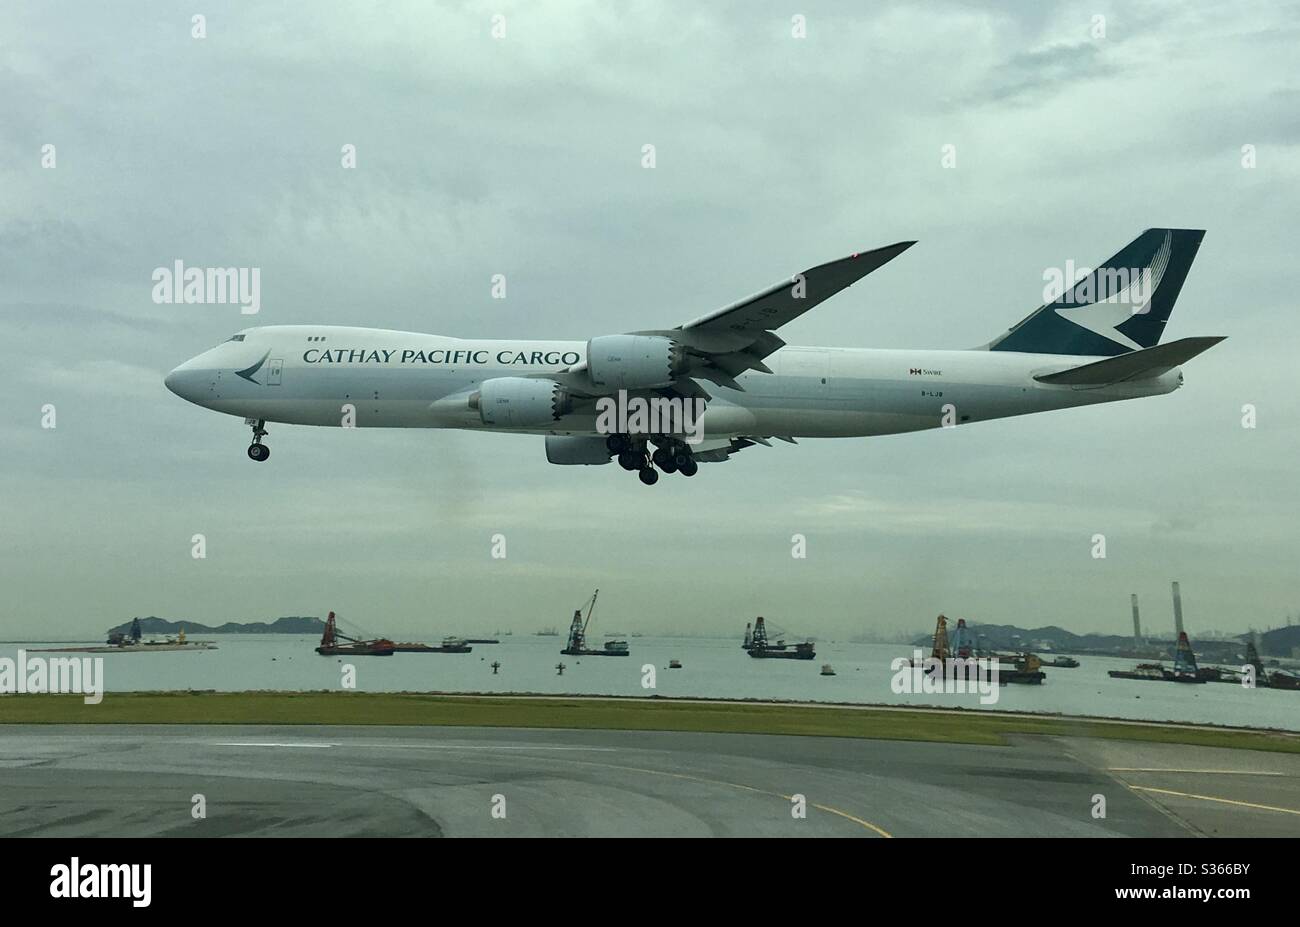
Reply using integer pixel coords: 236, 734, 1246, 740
1034, 336, 1225, 386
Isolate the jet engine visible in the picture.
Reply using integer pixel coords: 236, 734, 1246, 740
586, 334, 688, 390
471, 377, 572, 427
545, 435, 613, 465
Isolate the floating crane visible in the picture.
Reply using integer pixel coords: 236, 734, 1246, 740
315, 611, 395, 656
747, 616, 815, 660
561, 589, 629, 656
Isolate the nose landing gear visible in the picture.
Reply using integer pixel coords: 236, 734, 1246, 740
246, 418, 270, 461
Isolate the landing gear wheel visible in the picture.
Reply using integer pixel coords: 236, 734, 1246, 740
246, 418, 270, 462
618, 450, 642, 471
678, 458, 698, 477
638, 467, 659, 486
606, 434, 631, 454
652, 448, 677, 472
673, 451, 692, 469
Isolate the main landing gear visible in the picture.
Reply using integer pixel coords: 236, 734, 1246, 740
246, 418, 270, 462
606, 434, 697, 485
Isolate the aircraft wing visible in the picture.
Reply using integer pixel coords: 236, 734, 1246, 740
691, 435, 797, 463
552, 241, 915, 397
1034, 336, 1226, 386
673, 241, 916, 342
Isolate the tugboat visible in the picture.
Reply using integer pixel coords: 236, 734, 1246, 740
747, 617, 815, 660
315, 611, 396, 656
560, 590, 630, 656
1043, 655, 1080, 668
603, 636, 630, 655
1108, 662, 1170, 681
1001, 651, 1047, 685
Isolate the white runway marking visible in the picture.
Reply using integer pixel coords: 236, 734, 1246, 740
1108, 767, 1287, 776
373, 744, 620, 752
212, 741, 617, 753
215, 742, 338, 748
1129, 785, 1300, 817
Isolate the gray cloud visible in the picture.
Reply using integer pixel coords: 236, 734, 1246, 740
1, 0, 1297, 643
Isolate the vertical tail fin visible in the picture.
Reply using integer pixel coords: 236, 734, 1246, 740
990, 228, 1205, 356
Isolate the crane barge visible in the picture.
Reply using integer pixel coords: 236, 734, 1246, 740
315, 611, 396, 656
561, 590, 630, 656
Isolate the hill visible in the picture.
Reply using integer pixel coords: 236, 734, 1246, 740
105, 616, 326, 636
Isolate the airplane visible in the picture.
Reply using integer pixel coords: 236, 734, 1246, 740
165, 228, 1223, 485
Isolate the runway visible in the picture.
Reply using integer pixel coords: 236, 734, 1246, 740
1, 725, 1295, 837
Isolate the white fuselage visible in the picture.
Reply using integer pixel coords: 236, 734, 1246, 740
164, 325, 1182, 439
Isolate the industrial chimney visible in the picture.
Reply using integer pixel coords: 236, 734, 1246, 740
1172, 581, 1184, 637
1130, 594, 1142, 651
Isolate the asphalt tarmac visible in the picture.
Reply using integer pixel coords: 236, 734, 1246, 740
0, 725, 1295, 837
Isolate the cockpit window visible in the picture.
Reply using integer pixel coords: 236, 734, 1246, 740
227, 334, 246, 342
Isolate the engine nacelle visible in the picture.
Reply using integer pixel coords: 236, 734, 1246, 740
471, 377, 572, 427
587, 335, 687, 390
545, 435, 613, 465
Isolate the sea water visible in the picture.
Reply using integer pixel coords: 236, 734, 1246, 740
3, 635, 1296, 732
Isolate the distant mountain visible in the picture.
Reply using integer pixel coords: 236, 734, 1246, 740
1259, 625, 1300, 658
105, 616, 326, 636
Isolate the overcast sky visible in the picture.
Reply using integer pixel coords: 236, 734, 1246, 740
2, 0, 1297, 642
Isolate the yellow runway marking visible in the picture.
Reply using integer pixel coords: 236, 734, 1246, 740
1130, 785, 1300, 816
533, 755, 893, 837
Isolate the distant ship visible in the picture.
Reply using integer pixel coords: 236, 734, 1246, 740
535, 627, 559, 637
105, 620, 215, 651
391, 637, 473, 654
1108, 631, 1205, 684
35, 621, 217, 654
909, 615, 1044, 684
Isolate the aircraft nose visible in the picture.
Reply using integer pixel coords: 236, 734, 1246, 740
164, 361, 205, 402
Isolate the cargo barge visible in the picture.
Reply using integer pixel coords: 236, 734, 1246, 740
392, 637, 473, 654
